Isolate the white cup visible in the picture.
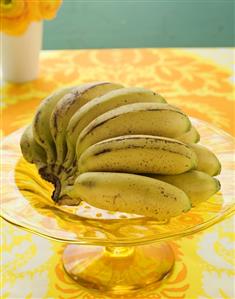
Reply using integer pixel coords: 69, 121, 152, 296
1, 21, 43, 83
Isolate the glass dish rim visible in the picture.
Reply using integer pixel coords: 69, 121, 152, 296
1, 117, 235, 245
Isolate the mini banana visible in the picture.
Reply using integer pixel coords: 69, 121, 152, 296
20, 125, 47, 169
20, 81, 222, 214
20, 126, 61, 198
176, 126, 200, 143
149, 170, 220, 206
50, 82, 122, 171
78, 135, 198, 175
64, 87, 166, 170
190, 144, 221, 176
76, 102, 191, 158
60, 172, 191, 220
32, 87, 73, 166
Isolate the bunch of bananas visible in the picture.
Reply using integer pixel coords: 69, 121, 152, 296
20, 82, 221, 220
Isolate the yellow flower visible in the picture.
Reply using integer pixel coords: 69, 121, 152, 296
38, 0, 62, 19
0, 0, 62, 36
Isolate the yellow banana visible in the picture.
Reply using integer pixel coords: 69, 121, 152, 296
76, 102, 191, 158
20, 125, 47, 169
64, 87, 166, 169
32, 87, 73, 166
190, 144, 221, 176
78, 135, 198, 175
61, 172, 191, 220
149, 170, 220, 206
50, 82, 122, 171
177, 126, 200, 143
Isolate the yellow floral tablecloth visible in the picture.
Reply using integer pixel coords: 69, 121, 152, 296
1, 48, 235, 298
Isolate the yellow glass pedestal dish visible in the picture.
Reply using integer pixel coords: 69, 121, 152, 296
1, 118, 234, 295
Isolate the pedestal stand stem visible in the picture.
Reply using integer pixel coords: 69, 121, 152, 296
62, 242, 175, 295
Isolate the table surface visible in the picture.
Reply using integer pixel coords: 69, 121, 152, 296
1, 48, 235, 299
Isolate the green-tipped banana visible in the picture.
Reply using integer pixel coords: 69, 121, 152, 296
20, 125, 47, 169
32, 87, 73, 166
149, 170, 220, 206
177, 126, 200, 143
78, 135, 198, 175
50, 82, 122, 170
20, 126, 63, 200
64, 87, 166, 169
190, 144, 221, 176
76, 102, 191, 158
60, 172, 191, 220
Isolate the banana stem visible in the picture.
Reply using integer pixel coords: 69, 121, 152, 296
38, 163, 80, 205
38, 167, 61, 202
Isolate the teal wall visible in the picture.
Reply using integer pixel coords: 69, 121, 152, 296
43, 0, 234, 49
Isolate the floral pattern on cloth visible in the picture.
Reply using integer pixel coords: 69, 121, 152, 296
1, 217, 234, 299
1, 48, 234, 136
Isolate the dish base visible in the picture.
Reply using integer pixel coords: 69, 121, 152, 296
62, 242, 174, 295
